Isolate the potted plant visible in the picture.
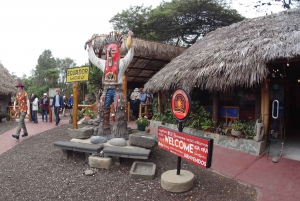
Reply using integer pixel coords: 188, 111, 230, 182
135, 116, 150, 131
83, 107, 96, 120
230, 118, 244, 136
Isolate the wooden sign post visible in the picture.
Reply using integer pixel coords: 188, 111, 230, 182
66, 66, 90, 129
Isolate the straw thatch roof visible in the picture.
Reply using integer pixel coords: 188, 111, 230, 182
144, 8, 300, 93
89, 36, 186, 83
0, 63, 16, 96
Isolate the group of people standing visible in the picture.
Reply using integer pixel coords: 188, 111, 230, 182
29, 92, 50, 123
63, 94, 74, 117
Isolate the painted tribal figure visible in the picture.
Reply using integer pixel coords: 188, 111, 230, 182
87, 30, 134, 139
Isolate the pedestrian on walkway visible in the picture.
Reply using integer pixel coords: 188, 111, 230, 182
52, 88, 64, 126
32, 94, 39, 124
62, 95, 69, 117
68, 94, 74, 116
40, 93, 49, 122
12, 82, 29, 140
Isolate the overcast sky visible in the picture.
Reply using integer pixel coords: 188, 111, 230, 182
0, 0, 286, 77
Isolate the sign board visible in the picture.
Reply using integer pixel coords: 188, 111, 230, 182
158, 126, 213, 168
66, 66, 90, 82
171, 89, 191, 122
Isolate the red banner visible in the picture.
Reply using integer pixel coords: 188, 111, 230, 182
158, 126, 213, 168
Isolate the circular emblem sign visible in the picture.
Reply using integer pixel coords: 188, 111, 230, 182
171, 88, 191, 122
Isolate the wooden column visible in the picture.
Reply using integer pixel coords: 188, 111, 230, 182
122, 76, 129, 121
73, 82, 79, 129
158, 90, 162, 113
261, 77, 270, 136
123, 76, 127, 96
212, 92, 220, 123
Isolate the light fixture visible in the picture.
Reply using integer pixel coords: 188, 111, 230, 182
298, 79, 300, 83
287, 62, 289, 67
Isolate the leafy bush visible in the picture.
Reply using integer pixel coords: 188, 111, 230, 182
230, 119, 244, 131
242, 121, 256, 139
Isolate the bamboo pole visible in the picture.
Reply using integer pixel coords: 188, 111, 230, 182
261, 77, 270, 136
123, 76, 129, 121
158, 90, 162, 113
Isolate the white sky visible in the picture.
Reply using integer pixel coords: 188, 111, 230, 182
0, 0, 286, 77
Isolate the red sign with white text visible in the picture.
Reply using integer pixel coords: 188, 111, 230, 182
158, 126, 213, 168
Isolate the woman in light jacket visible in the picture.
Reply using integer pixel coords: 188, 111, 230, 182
32, 94, 39, 124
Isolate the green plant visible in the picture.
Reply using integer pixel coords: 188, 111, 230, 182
135, 116, 150, 127
200, 119, 213, 130
83, 107, 96, 118
242, 121, 256, 139
230, 119, 244, 131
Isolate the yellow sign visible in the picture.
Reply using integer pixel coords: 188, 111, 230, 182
66, 66, 90, 82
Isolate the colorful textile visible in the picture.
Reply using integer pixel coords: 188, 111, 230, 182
16, 92, 28, 113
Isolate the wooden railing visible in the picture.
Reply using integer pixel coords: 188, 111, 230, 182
7, 106, 31, 121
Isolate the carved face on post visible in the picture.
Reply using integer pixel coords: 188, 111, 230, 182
106, 43, 121, 67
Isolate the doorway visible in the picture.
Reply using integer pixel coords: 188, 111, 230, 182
268, 62, 300, 161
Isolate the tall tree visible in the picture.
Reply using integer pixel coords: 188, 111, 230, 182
110, 0, 244, 46
31, 50, 59, 97
56, 57, 76, 95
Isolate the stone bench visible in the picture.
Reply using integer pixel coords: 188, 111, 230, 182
103, 146, 151, 160
53, 141, 103, 164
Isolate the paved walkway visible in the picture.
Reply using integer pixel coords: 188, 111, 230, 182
1, 119, 299, 201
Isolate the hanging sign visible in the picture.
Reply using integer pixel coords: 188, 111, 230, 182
171, 88, 191, 122
66, 66, 90, 82
158, 126, 213, 168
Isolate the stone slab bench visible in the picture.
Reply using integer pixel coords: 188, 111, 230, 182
103, 146, 151, 160
53, 141, 103, 164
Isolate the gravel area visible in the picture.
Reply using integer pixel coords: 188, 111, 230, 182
0, 123, 257, 201
0, 121, 18, 135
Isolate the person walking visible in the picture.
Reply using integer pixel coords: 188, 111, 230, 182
32, 94, 39, 124
12, 82, 29, 140
40, 93, 49, 122
52, 88, 64, 126
62, 95, 69, 117
68, 94, 74, 116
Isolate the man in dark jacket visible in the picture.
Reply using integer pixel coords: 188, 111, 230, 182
52, 88, 64, 126
40, 93, 50, 122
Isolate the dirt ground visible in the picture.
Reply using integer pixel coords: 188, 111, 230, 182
0, 122, 257, 201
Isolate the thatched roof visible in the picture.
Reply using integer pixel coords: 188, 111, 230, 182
144, 8, 300, 93
89, 36, 186, 83
0, 63, 16, 96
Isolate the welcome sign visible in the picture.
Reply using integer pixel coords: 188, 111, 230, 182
158, 126, 213, 168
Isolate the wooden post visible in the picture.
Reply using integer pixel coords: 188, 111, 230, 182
212, 92, 219, 123
49, 106, 52, 123
73, 82, 79, 129
122, 76, 129, 121
158, 90, 162, 113
261, 77, 270, 136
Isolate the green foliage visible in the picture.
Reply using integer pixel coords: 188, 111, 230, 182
230, 119, 244, 131
242, 121, 256, 139
83, 107, 96, 118
135, 116, 150, 127
110, 0, 245, 46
